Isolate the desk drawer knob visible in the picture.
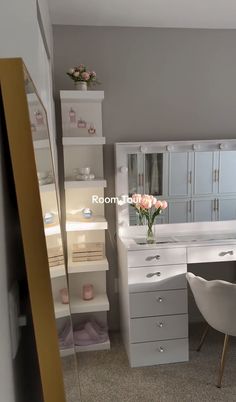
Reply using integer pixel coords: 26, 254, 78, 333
158, 346, 164, 353
157, 322, 164, 328
146, 272, 161, 278
146, 255, 160, 261
156, 297, 163, 303
219, 250, 234, 256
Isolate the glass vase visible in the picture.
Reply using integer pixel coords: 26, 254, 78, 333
147, 225, 155, 244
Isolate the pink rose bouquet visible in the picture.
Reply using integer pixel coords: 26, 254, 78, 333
131, 194, 168, 243
67, 64, 100, 87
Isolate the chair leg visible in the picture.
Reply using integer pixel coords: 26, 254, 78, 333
197, 324, 210, 352
217, 334, 230, 388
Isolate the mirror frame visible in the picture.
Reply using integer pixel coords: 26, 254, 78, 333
115, 141, 236, 238
0, 58, 66, 402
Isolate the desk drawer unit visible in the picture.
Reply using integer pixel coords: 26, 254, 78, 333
130, 314, 188, 343
130, 289, 188, 318
130, 338, 189, 368
128, 248, 186, 267
187, 245, 236, 264
128, 264, 187, 293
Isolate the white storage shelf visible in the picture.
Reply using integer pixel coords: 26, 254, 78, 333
68, 256, 109, 274
45, 224, 61, 236
54, 301, 70, 319
66, 216, 108, 232
33, 139, 50, 149
50, 264, 66, 279
60, 91, 104, 102
40, 183, 55, 192
63, 137, 105, 146
60, 339, 110, 357
70, 294, 109, 314
65, 180, 107, 189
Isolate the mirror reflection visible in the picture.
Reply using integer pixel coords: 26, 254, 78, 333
128, 150, 236, 226
24, 71, 80, 402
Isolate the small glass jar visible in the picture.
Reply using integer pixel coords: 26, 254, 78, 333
59, 288, 69, 304
83, 284, 94, 301
69, 107, 76, 124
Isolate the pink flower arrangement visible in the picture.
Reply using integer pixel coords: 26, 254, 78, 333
67, 64, 100, 86
131, 194, 168, 243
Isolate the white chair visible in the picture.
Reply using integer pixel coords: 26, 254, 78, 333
186, 272, 236, 388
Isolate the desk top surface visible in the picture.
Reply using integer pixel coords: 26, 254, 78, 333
119, 232, 236, 251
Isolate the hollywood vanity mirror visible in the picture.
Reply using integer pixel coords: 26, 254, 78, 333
116, 141, 236, 232
0, 59, 80, 402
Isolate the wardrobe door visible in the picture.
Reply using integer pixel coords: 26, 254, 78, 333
193, 199, 216, 222
218, 198, 236, 221
219, 151, 236, 194
168, 199, 191, 223
168, 152, 192, 197
193, 152, 218, 195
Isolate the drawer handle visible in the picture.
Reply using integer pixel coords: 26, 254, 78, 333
146, 272, 161, 278
146, 255, 160, 261
219, 250, 234, 256
157, 322, 164, 328
158, 346, 164, 353
156, 297, 163, 303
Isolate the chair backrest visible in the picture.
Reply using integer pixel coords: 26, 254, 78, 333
186, 272, 236, 336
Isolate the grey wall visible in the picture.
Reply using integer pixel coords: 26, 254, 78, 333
53, 26, 236, 329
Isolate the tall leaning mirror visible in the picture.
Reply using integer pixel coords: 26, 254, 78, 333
0, 58, 80, 402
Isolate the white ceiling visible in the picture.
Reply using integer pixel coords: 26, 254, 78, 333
49, 0, 236, 29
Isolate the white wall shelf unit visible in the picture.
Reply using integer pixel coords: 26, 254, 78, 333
70, 294, 109, 314
65, 180, 107, 189
60, 339, 110, 357
61, 90, 110, 352
45, 225, 61, 236
50, 265, 66, 279
76, 340, 110, 352
54, 301, 70, 319
63, 137, 106, 146
68, 256, 109, 274
40, 183, 55, 192
66, 217, 108, 232
60, 91, 104, 102
33, 139, 50, 149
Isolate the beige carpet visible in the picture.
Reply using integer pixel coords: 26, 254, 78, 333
75, 323, 236, 402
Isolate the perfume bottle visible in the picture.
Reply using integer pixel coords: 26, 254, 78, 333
34, 110, 44, 126
69, 107, 76, 124
59, 288, 69, 304
31, 123, 36, 132
88, 123, 96, 135
82, 284, 94, 301
77, 117, 87, 128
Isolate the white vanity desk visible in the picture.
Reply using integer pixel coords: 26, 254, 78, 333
117, 230, 236, 367
115, 140, 236, 367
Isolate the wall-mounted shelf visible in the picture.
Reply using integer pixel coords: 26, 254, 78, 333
33, 139, 50, 149
65, 180, 107, 189
63, 137, 105, 146
66, 216, 108, 232
60, 339, 110, 357
45, 224, 61, 237
68, 255, 109, 274
50, 265, 66, 279
40, 183, 55, 192
54, 301, 70, 319
70, 294, 109, 314
76, 340, 110, 352
60, 91, 104, 102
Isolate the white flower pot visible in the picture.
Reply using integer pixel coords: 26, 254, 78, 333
74, 81, 87, 91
